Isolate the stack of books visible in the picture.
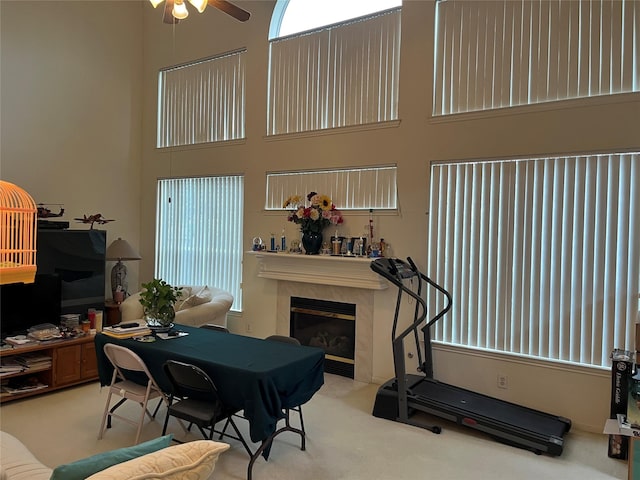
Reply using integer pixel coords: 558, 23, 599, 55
0, 359, 26, 377
102, 322, 151, 339
4, 335, 38, 347
1, 378, 48, 395
14, 353, 53, 370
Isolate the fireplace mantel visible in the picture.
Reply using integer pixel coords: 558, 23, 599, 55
247, 252, 388, 290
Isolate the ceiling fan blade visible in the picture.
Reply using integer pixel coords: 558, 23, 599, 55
163, 0, 180, 24
207, 0, 250, 22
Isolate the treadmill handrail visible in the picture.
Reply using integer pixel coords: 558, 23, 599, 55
371, 257, 453, 379
386, 258, 452, 346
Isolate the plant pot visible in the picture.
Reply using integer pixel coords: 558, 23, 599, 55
302, 231, 323, 255
145, 308, 175, 333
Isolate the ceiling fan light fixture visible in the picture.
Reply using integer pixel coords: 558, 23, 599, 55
149, 0, 164, 8
172, 0, 189, 19
188, 0, 207, 14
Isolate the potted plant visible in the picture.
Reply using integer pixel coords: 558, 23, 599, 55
138, 278, 182, 331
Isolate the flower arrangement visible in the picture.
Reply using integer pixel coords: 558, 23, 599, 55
283, 192, 343, 234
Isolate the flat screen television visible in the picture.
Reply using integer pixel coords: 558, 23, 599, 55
0, 273, 62, 338
36, 229, 106, 316
0, 229, 106, 338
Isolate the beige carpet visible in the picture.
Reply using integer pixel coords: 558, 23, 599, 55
0, 374, 627, 480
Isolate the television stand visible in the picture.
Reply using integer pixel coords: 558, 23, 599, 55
0, 335, 98, 403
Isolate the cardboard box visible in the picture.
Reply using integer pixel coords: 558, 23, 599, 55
629, 379, 640, 428
603, 417, 640, 479
610, 349, 634, 459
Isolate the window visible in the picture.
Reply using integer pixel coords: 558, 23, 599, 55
271, 0, 402, 38
157, 50, 246, 148
265, 166, 398, 211
267, 2, 401, 135
155, 176, 244, 310
433, 0, 640, 116
427, 153, 639, 369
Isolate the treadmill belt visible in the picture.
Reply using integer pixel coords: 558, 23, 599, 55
410, 378, 568, 437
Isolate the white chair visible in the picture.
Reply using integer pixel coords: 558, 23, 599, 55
120, 285, 233, 329
98, 343, 169, 444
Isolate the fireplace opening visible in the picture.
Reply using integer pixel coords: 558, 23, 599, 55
290, 296, 355, 379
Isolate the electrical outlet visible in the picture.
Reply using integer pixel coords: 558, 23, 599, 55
497, 373, 508, 389
246, 323, 252, 333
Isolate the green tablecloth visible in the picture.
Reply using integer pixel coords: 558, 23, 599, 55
95, 325, 325, 444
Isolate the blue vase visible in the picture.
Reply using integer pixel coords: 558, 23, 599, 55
302, 232, 323, 255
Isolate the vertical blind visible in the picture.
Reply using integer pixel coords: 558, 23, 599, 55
265, 166, 398, 210
157, 50, 246, 148
267, 8, 401, 135
155, 176, 244, 310
427, 153, 640, 368
433, 0, 640, 115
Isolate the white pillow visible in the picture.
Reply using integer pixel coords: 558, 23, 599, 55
173, 287, 193, 312
178, 286, 212, 311
85, 440, 229, 480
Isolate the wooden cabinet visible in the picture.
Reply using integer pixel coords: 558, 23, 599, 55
55, 343, 82, 385
0, 335, 98, 403
81, 341, 98, 379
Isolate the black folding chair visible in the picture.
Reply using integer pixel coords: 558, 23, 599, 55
161, 360, 252, 456
200, 324, 230, 333
264, 335, 306, 436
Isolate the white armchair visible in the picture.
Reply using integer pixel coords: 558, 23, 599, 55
120, 285, 233, 329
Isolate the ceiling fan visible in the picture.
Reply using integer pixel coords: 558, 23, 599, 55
150, 0, 251, 24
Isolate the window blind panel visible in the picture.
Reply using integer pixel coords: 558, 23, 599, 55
155, 176, 244, 310
454, 165, 469, 345
565, 1, 579, 100
265, 166, 397, 210
428, 153, 639, 369
554, 0, 570, 100
589, 1, 603, 95
621, 0, 637, 90
158, 51, 246, 148
428, 164, 448, 341
434, 0, 639, 116
432, 0, 446, 115
269, 32, 317, 133
268, 8, 400, 135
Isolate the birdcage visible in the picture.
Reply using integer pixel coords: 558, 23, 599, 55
0, 180, 37, 285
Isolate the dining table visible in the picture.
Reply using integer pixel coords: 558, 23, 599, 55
94, 324, 325, 479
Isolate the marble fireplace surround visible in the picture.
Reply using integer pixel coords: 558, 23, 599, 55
252, 253, 386, 383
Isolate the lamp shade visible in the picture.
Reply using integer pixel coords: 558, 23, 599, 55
106, 238, 141, 261
172, 0, 189, 19
188, 0, 207, 13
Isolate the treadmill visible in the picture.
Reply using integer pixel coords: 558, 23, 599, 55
370, 257, 571, 456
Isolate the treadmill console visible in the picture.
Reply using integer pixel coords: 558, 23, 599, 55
370, 257, 417, 285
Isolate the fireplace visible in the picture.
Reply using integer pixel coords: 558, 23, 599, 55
255, 253, 382, 383
290, 297, 356, 378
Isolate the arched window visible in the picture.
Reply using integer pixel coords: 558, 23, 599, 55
267, 0, 402, 136
269, 0, 401, 40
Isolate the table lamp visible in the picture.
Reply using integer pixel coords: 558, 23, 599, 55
106, 237, 141, 301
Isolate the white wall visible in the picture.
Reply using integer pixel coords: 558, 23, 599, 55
2, 0, 638, 433
0, 0, 144, 297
